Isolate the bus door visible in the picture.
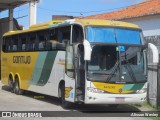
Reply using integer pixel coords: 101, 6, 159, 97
65, 45, 76, 102
65, 44, 85, 103
75, 44, 85, 102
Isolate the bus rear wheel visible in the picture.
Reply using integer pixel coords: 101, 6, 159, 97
60, 84, 73, 109
13, 77, 24, 95
8, 77, 14, 92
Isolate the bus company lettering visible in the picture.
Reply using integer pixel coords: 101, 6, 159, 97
13, 56, 31, 64
104, 86, 115, 89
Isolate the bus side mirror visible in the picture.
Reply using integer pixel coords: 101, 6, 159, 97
83, 40, 92, 61
148, 43, 159, 64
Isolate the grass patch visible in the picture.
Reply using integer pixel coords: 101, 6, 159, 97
133, 102, 160, 119
133, 101, 157, 111
151, 117, 160, 120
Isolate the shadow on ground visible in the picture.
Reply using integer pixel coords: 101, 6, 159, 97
2, 85, 141, 113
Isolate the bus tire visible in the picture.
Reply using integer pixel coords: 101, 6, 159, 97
8, 76, 14, 92
60, 83, 73, 109
13, 77, 24, 95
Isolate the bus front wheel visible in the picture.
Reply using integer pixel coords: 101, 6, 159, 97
60, 84, 73, 109
13, 77, 24, 95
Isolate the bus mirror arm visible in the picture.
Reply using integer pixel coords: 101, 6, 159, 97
148, 43, 159, 64
83, 39, 92, 61
143, 43, 148, 49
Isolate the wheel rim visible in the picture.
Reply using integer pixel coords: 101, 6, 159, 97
14, 79, 20, 94
15, 82, 19, 91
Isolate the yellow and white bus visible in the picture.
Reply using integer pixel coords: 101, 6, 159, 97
1, 19, 147, 108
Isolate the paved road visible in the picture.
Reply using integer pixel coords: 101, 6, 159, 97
0, 81, 151, 120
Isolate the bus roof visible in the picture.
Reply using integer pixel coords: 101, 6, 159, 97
3, 20, 63, 36
3, 19, 141, 36
75, 19, 140, 29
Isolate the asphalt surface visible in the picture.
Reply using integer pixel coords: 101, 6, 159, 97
0, 81, 153, 120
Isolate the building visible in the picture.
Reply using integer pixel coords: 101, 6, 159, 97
0, 0, 39, 50
0, 17, 22, 44
52, 15, 74, 20
85, 0, 160, 51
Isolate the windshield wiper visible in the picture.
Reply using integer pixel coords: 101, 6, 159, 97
121, 52, 137, 83
105, 61, 119, 82
124, 61, 137, 83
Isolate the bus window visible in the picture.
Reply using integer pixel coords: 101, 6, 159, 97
72, 25, 83, 43
2, 37, 8, 52
7, 37, 12, 52
58, 26, 71, 50
46, 41, 51, 50
18, 35, 27, 51
27, 33, 38, 51
12, 36, 18, 52
66, 45, 74, 78
49, 29, 59, 50
45, 31, 51, 50
49, 27, 70, 50
19, 35, 27, 51
37, 31, 47, 51
18, 35, 22, 51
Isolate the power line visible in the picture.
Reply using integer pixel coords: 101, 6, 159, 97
14, 7, 29, 13
0, 7, 28, 18
38, 7, 82, 13
0, 15, 28, 24
15, 15, 28, 20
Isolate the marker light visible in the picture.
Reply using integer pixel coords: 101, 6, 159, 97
136, 88, 147, 94
87, 87, 104, 93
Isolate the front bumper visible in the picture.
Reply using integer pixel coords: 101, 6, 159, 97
85, 92, 146, 104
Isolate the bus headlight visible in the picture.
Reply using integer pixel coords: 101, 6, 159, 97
87, 87, 104, 93
136, 88, 147, 94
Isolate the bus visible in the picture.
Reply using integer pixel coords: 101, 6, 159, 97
1, 19, 148, 108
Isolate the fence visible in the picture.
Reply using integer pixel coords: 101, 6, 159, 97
148, 54, 160, 109
157, 56, 160, 110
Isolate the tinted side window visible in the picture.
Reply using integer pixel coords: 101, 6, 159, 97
72, 25, 83, 43
2, 37, 7, 52
19, 34, 27, 51
12, 36, 18, 52
49, 26, 71, 50
4, 37, 11, 52
48, 29, 59, 50
59, 26, 71, 43
37, 31, 48, 51
27, 33, 38, 51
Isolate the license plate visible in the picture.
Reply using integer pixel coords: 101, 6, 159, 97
115, 97, 125, 103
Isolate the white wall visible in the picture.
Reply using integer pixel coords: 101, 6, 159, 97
124, 15, 160, 37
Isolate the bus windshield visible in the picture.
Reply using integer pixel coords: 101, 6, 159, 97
87, 45, 146, 83
87, 26, 142, 44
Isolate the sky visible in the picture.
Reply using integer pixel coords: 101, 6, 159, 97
0, 0, 146, 29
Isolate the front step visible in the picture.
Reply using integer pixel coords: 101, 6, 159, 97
76, 88, 84, 101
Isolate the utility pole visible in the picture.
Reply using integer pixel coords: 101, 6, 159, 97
29, 0, 39, 26
9, 7, 14, 31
